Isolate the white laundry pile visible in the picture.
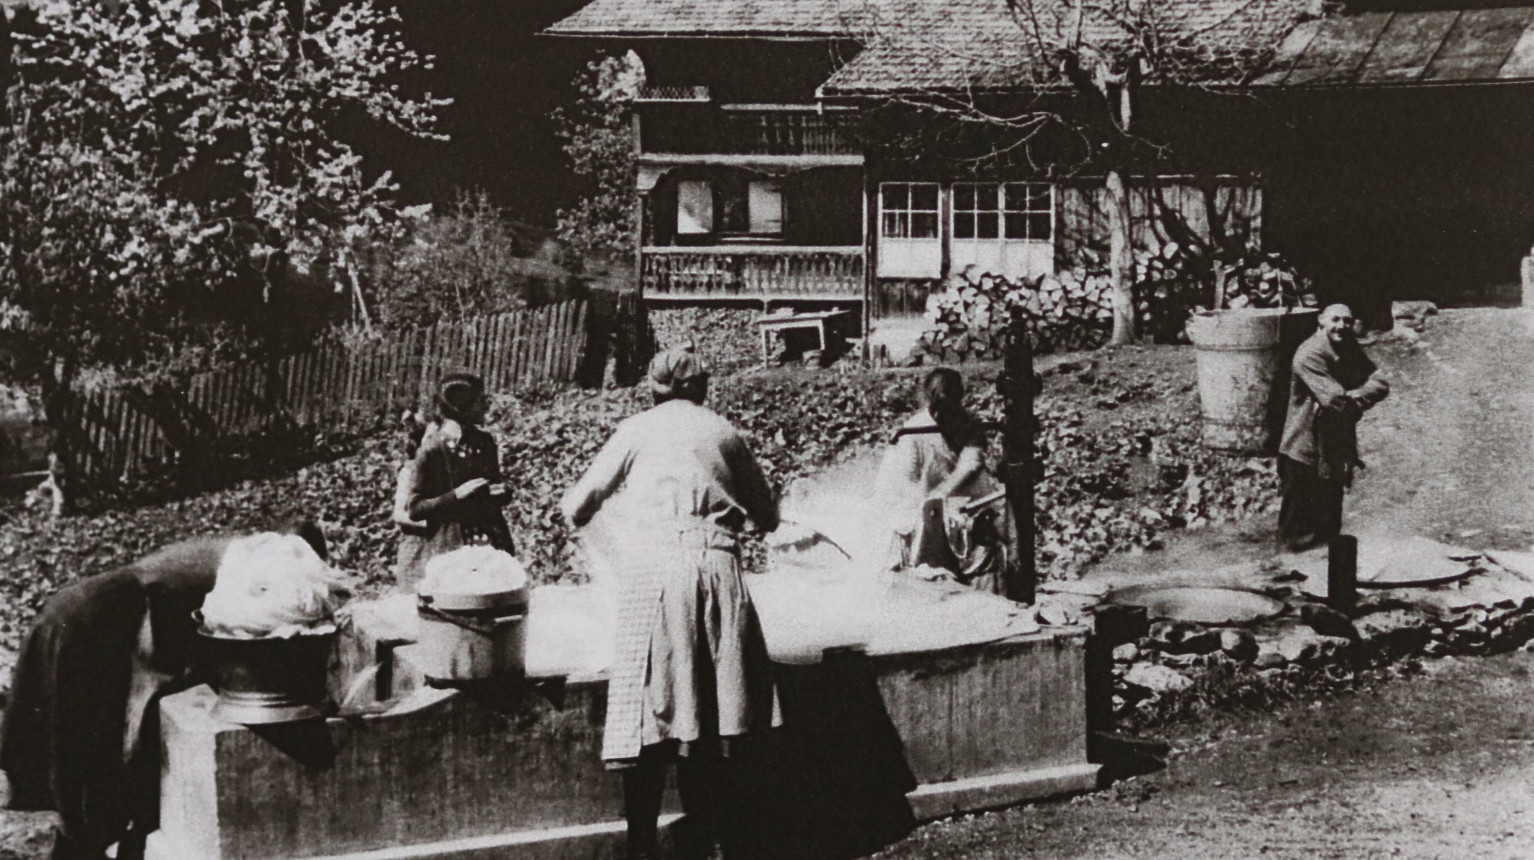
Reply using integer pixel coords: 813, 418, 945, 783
199, 532, 349, 638
419, 546, 528, 596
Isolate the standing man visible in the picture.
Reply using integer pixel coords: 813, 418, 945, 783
560, 346, 780, 860
1278, 304, 1390, 552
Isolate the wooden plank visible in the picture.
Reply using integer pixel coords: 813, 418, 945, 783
487, 313, 508, 393
567, 301, 588, 380
1284, 13, 1393, 86
557, 302, 574, 379
1356, 10, 1459, 83
1500, 20, 1534, 78
509, 311, 528, 388
544, 304, 561, 384
1425, 7, 1534, 82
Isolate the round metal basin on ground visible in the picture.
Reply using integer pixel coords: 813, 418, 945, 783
1107, 584, 1286, 626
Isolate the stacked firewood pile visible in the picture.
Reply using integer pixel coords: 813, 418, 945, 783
915, 246, 1317, 363
914, 269, 1116, 362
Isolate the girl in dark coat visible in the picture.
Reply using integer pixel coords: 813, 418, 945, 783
0, 523, 326, 860
406, 372, 514, 560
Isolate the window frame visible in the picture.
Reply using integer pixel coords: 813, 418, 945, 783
951, 182, 1053, 244
878, 182, 941, 241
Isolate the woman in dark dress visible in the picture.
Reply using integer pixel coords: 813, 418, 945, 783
0, 523, 327, 860
406, 372, 514, 561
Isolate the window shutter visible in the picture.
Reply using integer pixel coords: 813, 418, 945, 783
677, 180, 712, 235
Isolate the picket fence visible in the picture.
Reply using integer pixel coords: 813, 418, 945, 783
65, 299, 590, 484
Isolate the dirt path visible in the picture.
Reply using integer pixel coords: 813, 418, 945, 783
876, 653, 1534, 860
1083, 307, 1534, 580
876, 308, 1534, 859
1348, 308, 1534, 549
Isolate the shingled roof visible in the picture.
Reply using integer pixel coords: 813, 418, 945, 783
544, 0, 859, 38
819, 0, 1311, 94
547, 0, 1534, 89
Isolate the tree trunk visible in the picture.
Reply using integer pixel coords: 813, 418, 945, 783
1106, 169, 1135, 346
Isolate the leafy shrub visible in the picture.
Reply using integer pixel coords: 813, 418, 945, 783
918, 243, 1318, 362
365, 191, 573, 329
552, 53, 642, 267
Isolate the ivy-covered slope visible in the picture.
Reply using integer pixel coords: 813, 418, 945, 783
0, 346, 1278, 655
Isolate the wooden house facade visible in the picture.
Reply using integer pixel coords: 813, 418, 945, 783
548, 0, 1534, 326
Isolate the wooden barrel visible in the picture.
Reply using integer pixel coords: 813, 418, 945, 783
1185, 308, 1318, 455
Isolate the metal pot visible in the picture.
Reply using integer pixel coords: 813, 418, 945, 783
197, 620, 338, 724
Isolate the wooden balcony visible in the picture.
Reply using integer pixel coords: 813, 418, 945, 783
640, 246, 865, 303
641, 112, 857, 157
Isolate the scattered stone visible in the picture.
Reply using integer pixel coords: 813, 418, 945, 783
1219, 629, 1259, 663
1112, 643, 1140, 663
1162, 628, 1224, 656
1356, 608, 1431, 655
1160, 652, 1203, 669
1301, 604, 1359, 641
1124, 663, 1194, 695
1035, 603, 1074, 626
1254, 650, 1287, 670
1260, 626, 1349, 665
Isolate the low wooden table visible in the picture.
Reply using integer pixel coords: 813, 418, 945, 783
755, 309, 852, 365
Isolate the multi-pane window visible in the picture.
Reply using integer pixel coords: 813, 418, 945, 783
879, 183, 940, 239
1003, 183, 1052, 240
954, 183, 1052, 241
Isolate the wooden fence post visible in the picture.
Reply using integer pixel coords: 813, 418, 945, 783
1002, 314, 1037, 606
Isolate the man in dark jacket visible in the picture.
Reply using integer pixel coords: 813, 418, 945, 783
1278, 304, 1390, 552
0, 522, 326, 860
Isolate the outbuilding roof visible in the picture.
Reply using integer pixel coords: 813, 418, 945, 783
1253, 6, 1534, 86
547, 0, 1534, 90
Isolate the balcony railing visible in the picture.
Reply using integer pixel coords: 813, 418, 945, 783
641, 246, 864, 300
636, 85, 710, 103
641, 113, 857, 157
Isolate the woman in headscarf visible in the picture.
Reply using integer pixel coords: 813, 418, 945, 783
560, 346, 779, 860
405, 372, 514, 561
873, 367, 1009, 592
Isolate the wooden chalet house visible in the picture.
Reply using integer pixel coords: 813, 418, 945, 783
547, 0, 1534, 326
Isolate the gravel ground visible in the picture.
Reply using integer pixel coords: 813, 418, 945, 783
877, 653, 1534, 860
881, 308, 1534, 859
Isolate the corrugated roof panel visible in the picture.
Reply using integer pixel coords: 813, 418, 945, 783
1500, 22, 1534, 78
1355, 10, 1458, 83
1284, 12, 1392, 85
1252, 18, 1322, 85
1422, 6, 1534, 81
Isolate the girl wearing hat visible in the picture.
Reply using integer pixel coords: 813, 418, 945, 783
405, 373, 515, 564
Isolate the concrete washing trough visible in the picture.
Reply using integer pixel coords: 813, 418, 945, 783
146, 572, 1098, 860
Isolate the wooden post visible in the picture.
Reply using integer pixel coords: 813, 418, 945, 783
1002, 314, 1037, 605
1328, 534, 1358, 615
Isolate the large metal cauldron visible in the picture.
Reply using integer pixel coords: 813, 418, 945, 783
197, 620, 338, 724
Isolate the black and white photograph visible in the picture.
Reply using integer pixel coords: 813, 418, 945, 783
0, 0, 1531, 857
